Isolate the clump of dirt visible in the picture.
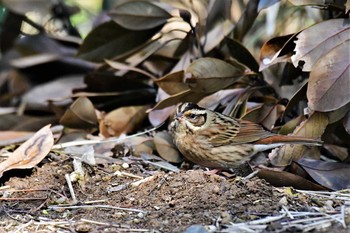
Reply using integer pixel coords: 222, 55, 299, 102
0, 160, 309, 232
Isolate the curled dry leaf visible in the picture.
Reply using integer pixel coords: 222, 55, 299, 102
154, 131, 183, 163
259, 33, 297, 71
60, 97, 98, 129
99, 105, 148, 137
270, 112, 328, 166
0, 124, 54, 178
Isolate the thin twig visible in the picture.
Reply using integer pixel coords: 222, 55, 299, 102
48, 204, 146, 214
65, 174, 77, 204
52, 124, 163, 149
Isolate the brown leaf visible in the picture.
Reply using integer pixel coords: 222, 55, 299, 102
278, 115, 306, 135
109, 1, 172, 30
270, 112, 328, 166
77, 21, 162, 62
60, 97, 98, 129
323, 144, 349, 161
154, 131, 183, 163
0, 124, 54, 178
327, 101, 350, 124
259, 33, 297, 71
151, 89, 206, 110
296, 158, 350, 190
99, 105, 148, 137
185, 57, 248, 93
307, 40, 350, 112
292, 18, 350, 71
155, 70, 189, 95
257, 169, 326, 190
226, 37, 259, 72
242, 103, 285, 130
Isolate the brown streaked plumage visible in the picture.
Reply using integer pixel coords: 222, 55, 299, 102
169, 102, 322, 169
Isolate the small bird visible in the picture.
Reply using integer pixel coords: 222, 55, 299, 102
170, 102, 322, 169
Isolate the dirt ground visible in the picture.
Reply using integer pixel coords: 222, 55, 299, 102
0, 156, 348, 233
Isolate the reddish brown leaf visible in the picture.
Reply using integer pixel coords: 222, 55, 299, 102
259, 33, 297, 71
0, 124, 54, 178
257, 169, 326, 190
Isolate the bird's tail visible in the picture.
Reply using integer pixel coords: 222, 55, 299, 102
255, 135, 323, 146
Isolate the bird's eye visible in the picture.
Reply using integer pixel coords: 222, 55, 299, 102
188, 113, 197, 119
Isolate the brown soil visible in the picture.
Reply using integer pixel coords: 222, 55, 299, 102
0, 159, 344, 232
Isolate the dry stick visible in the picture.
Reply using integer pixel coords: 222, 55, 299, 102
48, 204, 146, 214
80, 218, 150, 232
13, 220, 33, 233
0, 197, 47, 201
52, 124, 163, 150
65, 174, 77, 204
281, 206, 294, 219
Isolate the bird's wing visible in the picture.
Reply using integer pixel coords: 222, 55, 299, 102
208, 119, 273, 146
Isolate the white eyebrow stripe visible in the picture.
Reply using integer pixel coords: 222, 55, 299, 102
186, 109, 206, 115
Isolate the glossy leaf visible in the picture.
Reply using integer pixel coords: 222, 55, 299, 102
257, 169, 326, 190
77, 21, 161, 62
109, 1, 171, 30
185, 57, 248, 93
225, 37, 259, 72
292, 19, 350, 71
155, 70, 189, 95
297, 158, 350, 190
259, 34, 297, 71
307, 40, 350, 112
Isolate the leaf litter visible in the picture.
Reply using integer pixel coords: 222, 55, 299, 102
1, 152, 350, 232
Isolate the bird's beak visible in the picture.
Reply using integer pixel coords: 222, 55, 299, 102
175, 112, 183, 119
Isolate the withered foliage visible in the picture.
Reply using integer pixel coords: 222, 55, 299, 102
0, 0, 349, 190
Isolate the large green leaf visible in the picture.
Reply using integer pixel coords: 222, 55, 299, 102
77, 21, 161, 62
109, 1, 172, 30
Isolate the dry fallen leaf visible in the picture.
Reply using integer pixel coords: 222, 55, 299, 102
99, 105, 148, 137
0, 124, 54, 178
270, 112, 328, 166
154, 131, 183, 163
